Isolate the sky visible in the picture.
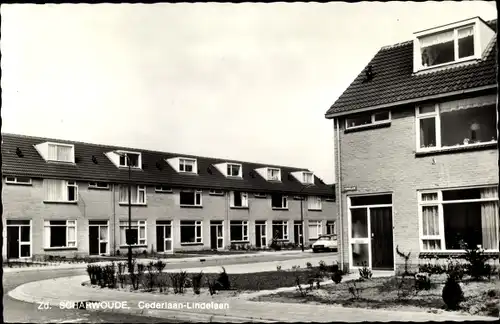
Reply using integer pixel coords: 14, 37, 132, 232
1, 2, 497, 184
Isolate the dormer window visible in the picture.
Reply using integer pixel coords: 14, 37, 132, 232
48, 143, 74, 162
179, 158, 196, 173
267, 168, 281, 181
119, 152, 140, 168
302, 172, 314, 184
227, 163, 242, 177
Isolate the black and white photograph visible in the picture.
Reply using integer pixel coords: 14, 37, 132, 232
1, 1, 498, 323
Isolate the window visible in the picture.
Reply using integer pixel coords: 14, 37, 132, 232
7, 220, 32, 258
209, 189, 224, 196
48, 143, 74, 162
180, 220, 202, 244
230, 191, 248, 208
180, 190, 202, 206
302, 172, 314, 184
419, 186, 499, 251
326, 221, 336, 235
44, 220, 76, 248
230, 221, 249, 242
416, 95, 497, 151
89, 182, 109, 190
179, 158, 196, 173
118, 152, 140, 168
44, 180, 78, 202
5, 176, 32, 185
271, 194, 288, 209
308, 196, 322, 210
227, 163, 242, 177
267, 168, 281, 181
120, 220, 146, 246
308, 221, 322, 240
345, 110, 391, 129
119, 185, 146, 204
254, 193, 267, 198
272, 220, 289, 240
155, 185, 172, 193
419, 25, 475, 68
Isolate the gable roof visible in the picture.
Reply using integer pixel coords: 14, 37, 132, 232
1, 133, 334, 197
325, 19, 497, 118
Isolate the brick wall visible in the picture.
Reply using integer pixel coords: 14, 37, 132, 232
334, 97, 498, 272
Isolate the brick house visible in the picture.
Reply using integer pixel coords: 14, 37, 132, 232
325, 17, 498, 273
1, 133, 336, 260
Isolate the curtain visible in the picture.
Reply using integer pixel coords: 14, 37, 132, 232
44, 222, 51, 248
48, 144, 57, 160
119, 185, 128, 202
45, 179, 64, 201
422, 205, 439, 236
480, 187, 499, 250
57, 146, 72, 162
242, 193, 248, 207
100, 226, 108, 241
420, 30, 454, 48
458, 26, 474, 39
439, 94, 497, 113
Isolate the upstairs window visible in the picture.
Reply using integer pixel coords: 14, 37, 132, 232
267, 168, 281, 181
419, 25, 475, 68
119, 185, 146, 204
44, 180, 78, 202
180, 189, 202, 207
416, 95, 497, 151
5, 176, 32, 185
271, 194, 288, 209
155, 185, 172, 193
303, 172, 314, 184
179, 158, 196, 173
48, 143, 74, 163
89, 182, 109, 190
209, 189, 224, 196
307, 196, 322, 210
230, 191, 248, 208
227, 163, 242, 177
345, 110, 391, 130
118, 152, 140, 168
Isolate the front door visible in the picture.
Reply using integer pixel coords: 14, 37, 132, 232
293, 221, 303, 246
89, 226, 99, 255
156, 220, 173, 253
370, 207, 394, 270
7, 227, 19, 259
89, 221, 108, 255
210, 221, 224, 250
255, 221, 267, 248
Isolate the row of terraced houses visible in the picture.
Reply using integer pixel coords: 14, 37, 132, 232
1, 133, 336, 259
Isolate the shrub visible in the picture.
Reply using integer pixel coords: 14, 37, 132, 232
291, 265, 300, 271
419, 261, 445, 276
170, 271, 188, 294
145, 261, 157, 291
270, 238, 282, 251
87, 265, 98, 285
215, 267, 231, 290
207, 278, 217, 296
462, 243, 490, 280
331, 270, 343, 284
295, 275, 307, 297
191, 272, 204, 295
318, 260, 327, 272
105, 263, 117, 288
276, 265, 282, 271
117, 262, 126, 288
414, 273, 431, 291
442, 275, 464, 310
358, 262, 372, 280
306, 262, 313, 269
446, 259, 466, 281
130, 260, 140, 291
137, 263, 147, 290
154, 259, 167, 292
348, 281, 361, 299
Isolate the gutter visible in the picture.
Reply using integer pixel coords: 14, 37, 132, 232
335, 118, 344, 272
325, 84, 497, 119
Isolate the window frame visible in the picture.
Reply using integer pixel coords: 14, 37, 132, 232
155, 185, 173, 193
272, 220, 289, 241
179, 189, 203, 207
254, 192, 267, 198
230, 191, 249, 208
44, 179, 79, 203
44, 220, 77, 249
308, 220, 323, 240
5, 176, 32, 185
88, 182, 110, 190
118, 184, 147, 205
307, 196, 322, 211
117, 151, 142, 169
267, 167, 281, 181
209, 189, 225, 196
271, 194, 288, 210
230, 220, 249, 242
179, 158, 197, 174
302, 172, 314, 184
7, 220, 32, 258
47, 142, 75, 163
180, 220, 203, 244
227, 163, 243, 177
418, 186, 499, 253
345, 110, 391, 130
415, 101, 497, 153
119, 220, 147, 246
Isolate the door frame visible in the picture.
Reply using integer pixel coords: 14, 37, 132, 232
255, 220, 267, 248
88, 220, 109, 256
6, 220, 32, 259
347, 193, 395, 271
293, 220, 303, 246
156, 220, 173, 253
210, 220, 224, 250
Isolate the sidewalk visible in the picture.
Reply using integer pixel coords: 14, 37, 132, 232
3, 250, 313, 274
9, 274, 497, 322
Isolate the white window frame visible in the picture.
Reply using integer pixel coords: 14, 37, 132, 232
88, 182, 110, 190
307, 196, 322, 211
119, 220, 147, 246
267, 168, 281, 181
179, 189, 203, 207
44, 220, 77, 249
415, 102, 497, 153
47, 142, 75, 163
308, 220, 323, 240
156, 220, 173, 253
6, 220, 32, 258
117, 151, 142, 169
179, 158, 197, 173
254, 192, 267, 198
5, 176, 32, 185
271, 194, 288, 209
227, 163, 243, 177
302, 172, 314, 184
345, 110, 391, 130
155, 185, 173, 193
44, 179, 79, 202
326, 221, 336, 235
230, 191, 248, 208
230, 220, 249, 242
416, 24, 477, 71
209, 189, 225, 196
418, 186, 499, 253
272, 220, 289, 241
119, 185, 147, 205
180, 220, 203, 244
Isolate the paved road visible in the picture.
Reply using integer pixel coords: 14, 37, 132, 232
4, 252, 337, 323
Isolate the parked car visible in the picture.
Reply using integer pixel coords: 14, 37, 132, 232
312, 234, 338, 252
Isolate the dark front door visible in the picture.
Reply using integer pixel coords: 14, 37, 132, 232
370, 207, 394, 270
89, 226, 99, 256
7, 226, 19, 259
255, 225, 262, 248
210, 226, 218, 250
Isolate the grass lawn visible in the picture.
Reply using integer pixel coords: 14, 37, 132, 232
251, 275, 500, 318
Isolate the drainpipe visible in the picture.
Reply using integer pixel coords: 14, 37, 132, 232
335, 118, 344, 272
112, 183, 116, 256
